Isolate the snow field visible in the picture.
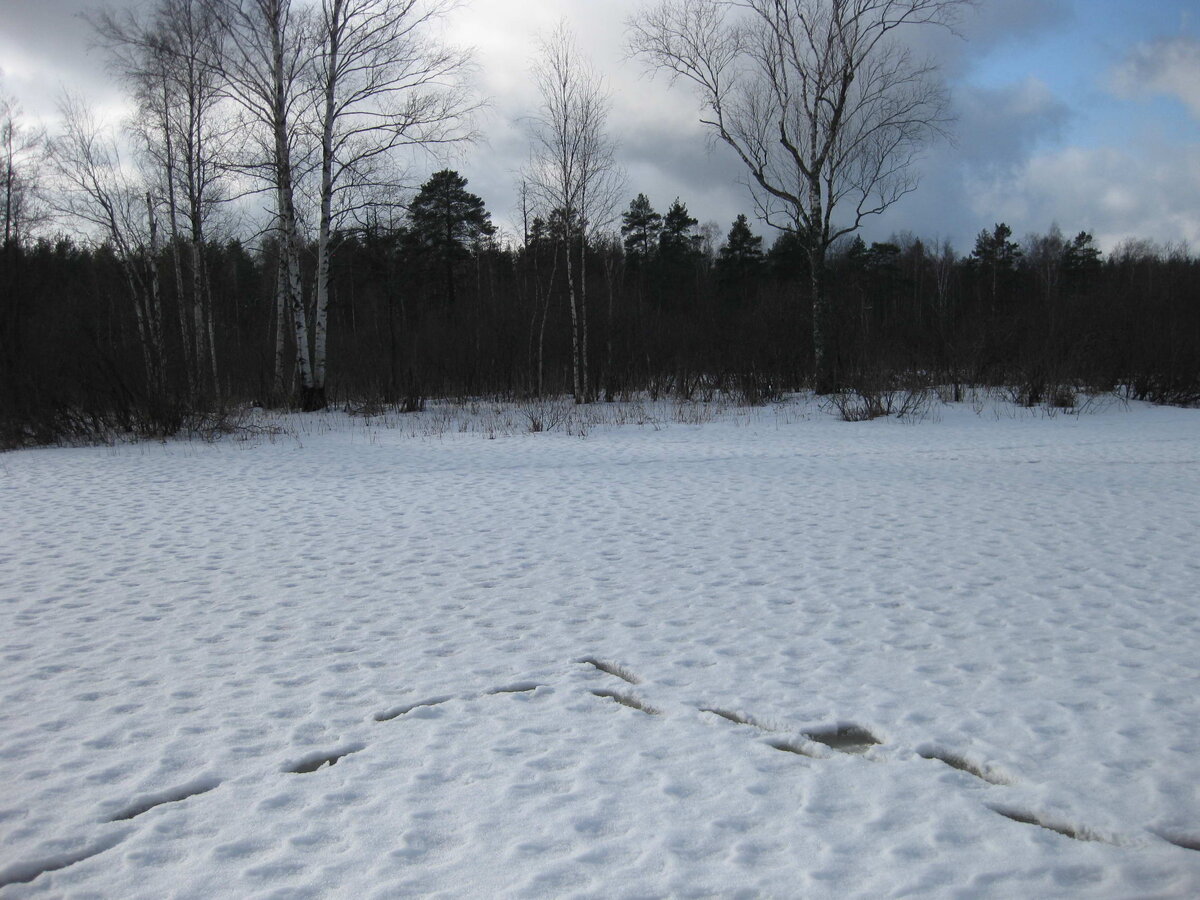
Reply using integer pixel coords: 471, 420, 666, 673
1, 397, 1199, 897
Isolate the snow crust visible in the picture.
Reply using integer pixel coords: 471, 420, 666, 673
2, 397, 1199, 897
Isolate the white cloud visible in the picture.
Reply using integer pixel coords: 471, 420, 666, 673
1112, 35, 1200, 119
963, 144, 1200, 250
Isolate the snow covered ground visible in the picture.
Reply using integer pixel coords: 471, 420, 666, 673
2, 395, 1199, 898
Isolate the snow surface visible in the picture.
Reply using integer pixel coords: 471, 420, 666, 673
2, 396, 1199, 898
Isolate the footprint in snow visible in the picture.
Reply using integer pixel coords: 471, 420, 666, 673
917, 745, 1013, 786
701, 707, 821, 757
1151, 829, 1200, 853
285, 743, 365, 774
487, 682, 543, 695
374, 696, 453, 722
105, 776, 221, 821
803, 724, 881, 755
988, 804, 1112, 844
0, 831, 131, 890
701, 707, 880, 759
577, 656, 641, 685
590, 689, 660, 716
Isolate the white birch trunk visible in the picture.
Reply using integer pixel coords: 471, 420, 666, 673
145, 192, 165, 395
272, 248, 288, 403
565, 228, 582, 403
268, 4, 314, 406
579, 228, 589, 402
311, 0, 341, 411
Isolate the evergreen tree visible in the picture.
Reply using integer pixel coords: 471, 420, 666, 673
620, 193, 662, 262
1063, 231, 1102, 273
407, 170, 495, 305
658, 198, 701, 261
971, 223, 1022, 305
971, 223, 1021, 269
716, 214, 763, 290
767, 229, 808, 281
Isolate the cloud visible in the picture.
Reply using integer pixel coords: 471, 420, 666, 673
0, 0, 138, 123
1112, 35, 1200, 119
911, 0, 1074, 79
4, 0, 1195, 255
857, 76, 1072, 250
963, 144, 1200, 250
953, 77, 1071, 171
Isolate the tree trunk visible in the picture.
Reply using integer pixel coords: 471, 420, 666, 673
160, 71, 193, 399
272, 248, 288, 405
603, 249, 616, 402
566, 231, 583, 403
145, 192, 165, 396
312, 0, 340, 412
579, 230, 590, 402
270, 8, 315, 410
189, 238, 208, 395
3, 151, 13, 246
204, 257, 218, 394
810, 245, 834, 394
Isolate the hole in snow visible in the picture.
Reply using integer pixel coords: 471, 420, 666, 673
578, 657, 641, 684
0, 831, 129, 889
107, 777, 221, 821
591, 689, 659, 716
767, 740, 819, 758
701, 707, 770, 731
989, 805, 1102, 842
487, 682, 542, 695
374, 696, 453, 722
286, 743, 365, 774
1153, 829, 1200, 852
803, 724, 880, 754
918, 747, 1012, 785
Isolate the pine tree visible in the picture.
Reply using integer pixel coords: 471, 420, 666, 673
407, 169, 494, 305
767, 229, 808, 281
716, 214, 763, 282
620, 193, 662, 262
1063, 231, 1102, 273
715, 214, 764, 308
658, 198, 700, 261
971, 223, 1022, 306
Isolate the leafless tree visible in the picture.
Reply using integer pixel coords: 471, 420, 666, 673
1, 94, 47, 247
49, 95, 166, 394
629, 0, 967, 391
595, 230, 624, 401
94, 0, 231, 399
206, 0, 316, 407
309, 0, 475, 410
517, 178, 557, 398
526, 22, 622, 404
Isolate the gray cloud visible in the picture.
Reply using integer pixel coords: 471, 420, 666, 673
954, 77, 1072, 171
456, 0, 1082, 247
0, 0, 140, 118
903, 0, 1074, 80
1112, 35, 1200, 119
2, 0, 1194, 254
965, 143, 1200, 250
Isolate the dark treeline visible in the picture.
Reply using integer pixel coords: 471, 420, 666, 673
2, 177, 1198, 446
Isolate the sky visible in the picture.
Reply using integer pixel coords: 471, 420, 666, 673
1, 0, 1198, 253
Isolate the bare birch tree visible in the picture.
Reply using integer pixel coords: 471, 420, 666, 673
629, 0, 966, 392
1, 95, 47, 247
206, 0, 317, 407
526, 23, 621, 403
94, 0, 231, 400
49, 95, 166, 395
309, 0, 475, 410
